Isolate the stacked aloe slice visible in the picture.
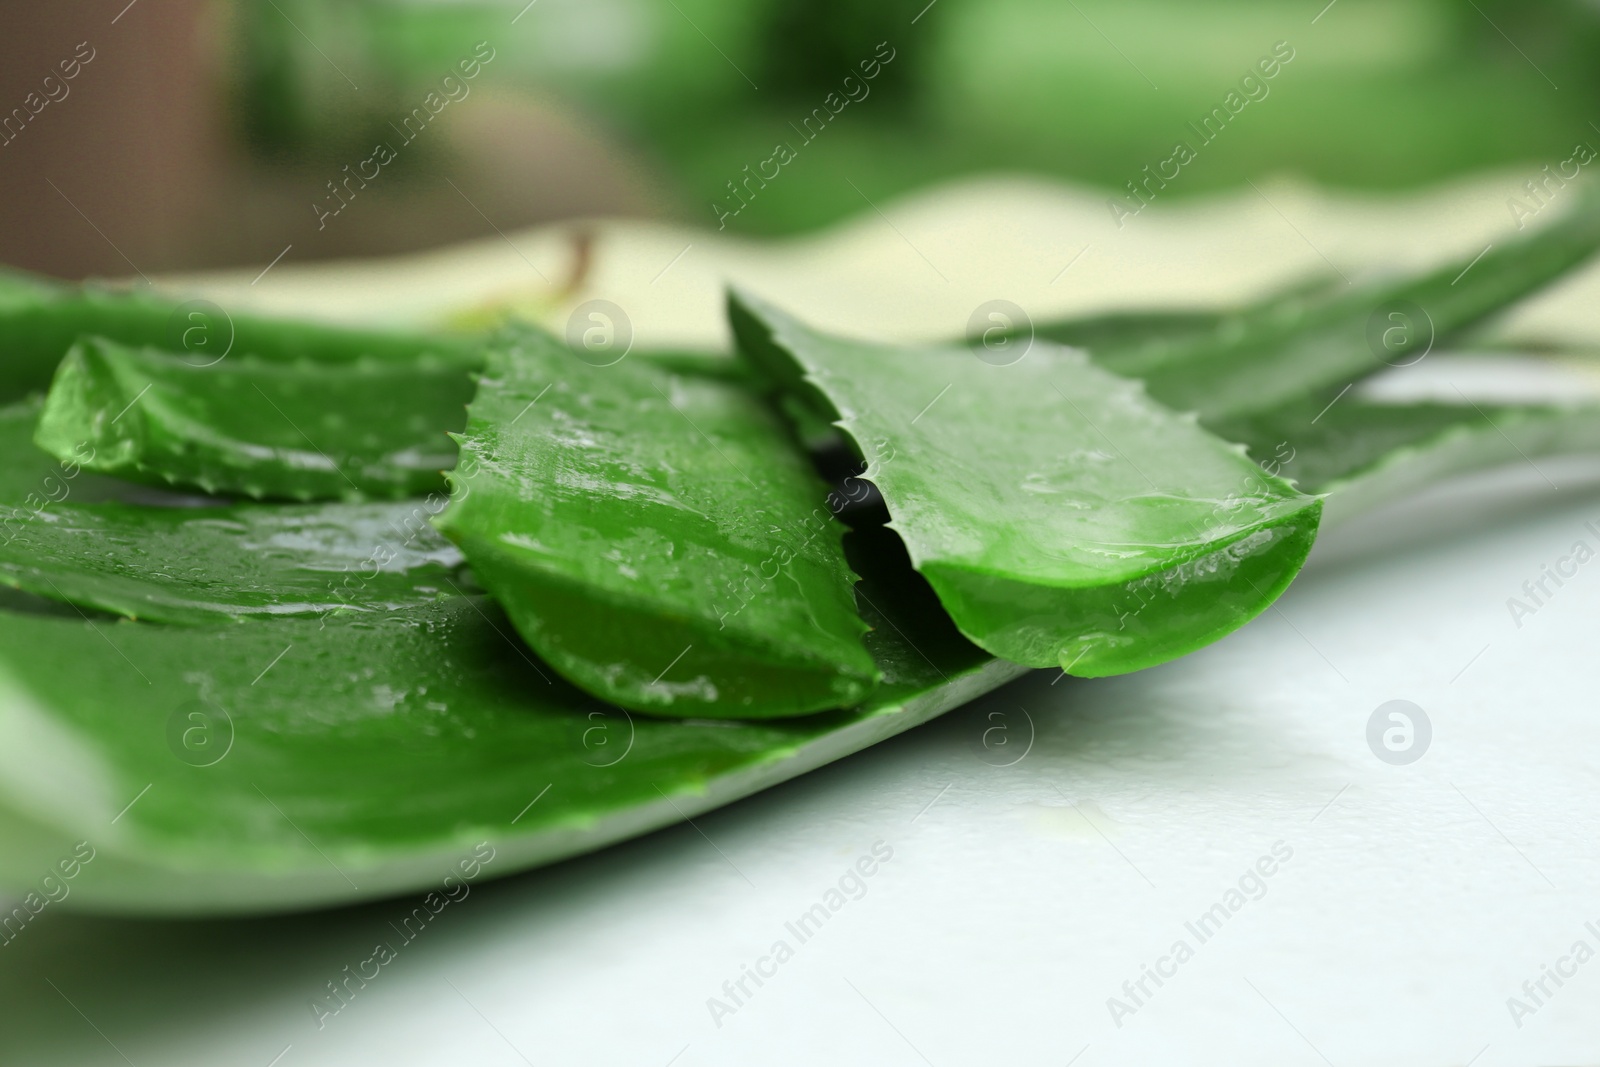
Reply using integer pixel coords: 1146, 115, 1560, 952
3, 202, 1600, 914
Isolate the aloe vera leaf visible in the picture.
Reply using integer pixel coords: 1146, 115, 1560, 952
787, 219, 1599, 467
0, 539, 1015, 914
4, 304, 1592, 916
0, 270, 481, 402
1024, 272, 1344, 356
731, 291, 1324, 676
2, 382, 1589, 915
1, 340, 830, 632
0, 397, 137, 507
1113, 203, 1600, 419
33, 337, 477, 501
1215, 394, 1600, 525
3, 396, 468, 624
434, 329, 880, 718
965, 207, 1600, 423
6, 385, 1570, 915
0, 501, 469, 626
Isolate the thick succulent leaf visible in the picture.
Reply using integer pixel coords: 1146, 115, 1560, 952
1216, 394, 1600, 523
5, 376, 1593, 915
2, 397, 468, 624
0, 270, 481, 402
0, 397, 138, 507
0, 535, 1014, 915
0, 501, 467, 626
1099, 201, 1600, 419
731, 292, 1324, 676
34, 337, 476, 501
4, 278, 1594, 917
10, 379, 1581, 915
435, 329, 880, 718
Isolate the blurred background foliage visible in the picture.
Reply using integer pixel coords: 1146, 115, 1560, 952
3, 0, 1598, 277
232, 0, 1600, 234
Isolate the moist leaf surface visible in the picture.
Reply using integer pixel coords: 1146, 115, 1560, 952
5, 267, 1597, 915
11, 371, 1568, 915
0, 548, 1012, 914
0, 501, 467, 625
34, 337, 476, 501
435, 329, 879, 718
1, 398, 467, 624
4, 375, 1571, 913
733, 292, 1324, 676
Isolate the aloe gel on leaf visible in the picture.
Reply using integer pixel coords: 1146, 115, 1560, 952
732, 292, 1324, 676
434, 327, 880, 718
34, 337, 476, 501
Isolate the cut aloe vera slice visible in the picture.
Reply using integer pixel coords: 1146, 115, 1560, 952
0, 396, 135, 507
34, 337, 476, 501
435, 328, 879, 718
732, 291, 1324, 676
5, 372, 1595, 914
2, 396, 467, 624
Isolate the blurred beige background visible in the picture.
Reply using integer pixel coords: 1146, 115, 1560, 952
0, 1, 662, 279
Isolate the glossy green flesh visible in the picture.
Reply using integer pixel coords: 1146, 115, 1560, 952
733, 293, 1324, 675
3, 261, 1596, 913
35, 337, 477, 501
0, 272, 482, 403
2, 398, 467, 624
0, 502, 466, 626
436, 333, 879, 717
12, 375, 1588, 913
0, 397, 148, 507
0, 346, 769, 630
0, 529, 1001, 913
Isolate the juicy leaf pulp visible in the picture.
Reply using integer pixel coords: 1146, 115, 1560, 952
34, 337, 476, 501
4, 227, 1597, 915
435, 328, 880, 718
731, 291, 1324, 676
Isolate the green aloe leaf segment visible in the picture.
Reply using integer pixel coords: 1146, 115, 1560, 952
434, 328, 880, 718
34, 337, 477, 501
732, 291, 1324, 676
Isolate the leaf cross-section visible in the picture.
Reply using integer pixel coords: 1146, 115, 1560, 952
434, 329, 879, 718
732, 292, 1324, 676
34, 337, 476, 501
